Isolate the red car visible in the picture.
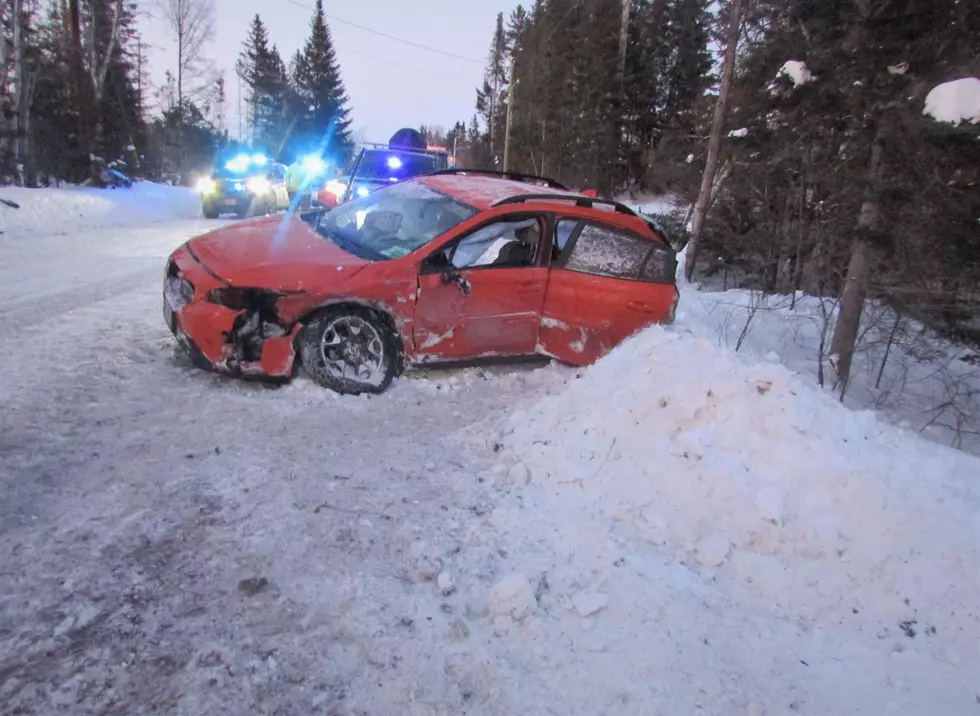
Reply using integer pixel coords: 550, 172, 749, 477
163, 170, 678, 394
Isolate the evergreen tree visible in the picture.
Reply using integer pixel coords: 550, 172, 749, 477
475, 12, 509, 164
236, 15, 272, 143
292, 0, 354, 162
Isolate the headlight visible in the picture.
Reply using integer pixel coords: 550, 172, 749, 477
325, 179, 346, 198
196, 177, 216, 194
245, 176, 271, 194
355, 186, 370, 198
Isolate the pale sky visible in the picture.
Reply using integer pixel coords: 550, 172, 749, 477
139, 0, 505, 142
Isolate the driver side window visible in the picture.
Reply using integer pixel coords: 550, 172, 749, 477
436, 218, 544, 271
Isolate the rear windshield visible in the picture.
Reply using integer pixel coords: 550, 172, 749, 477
354, 151, 438, 182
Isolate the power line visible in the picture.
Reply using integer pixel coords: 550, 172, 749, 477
280, 0, 482, 64
205, 8, 478, 86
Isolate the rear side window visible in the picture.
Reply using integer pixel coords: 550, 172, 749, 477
562, 222, 675, 284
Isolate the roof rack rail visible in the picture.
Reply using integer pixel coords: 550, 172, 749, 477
493, 193, 637, 216
427, 168, 568, 190
493, 193, 673, 244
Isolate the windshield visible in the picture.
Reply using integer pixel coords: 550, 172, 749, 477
316, 181, 476, 261
353, 151, 438, 182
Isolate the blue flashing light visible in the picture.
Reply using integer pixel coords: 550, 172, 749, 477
356, 186, 370, 198
252, 153, 269, 166
225, 154, 251, 173
301, 154, 327, 175
386, 156, 403, 169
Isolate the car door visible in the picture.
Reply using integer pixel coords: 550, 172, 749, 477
537, 218, 678, 365
412, 214, 551, 362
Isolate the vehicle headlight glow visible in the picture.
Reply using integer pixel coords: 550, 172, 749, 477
252, 153, 269, 166
302, 154, 326, 175
196, 177, 216, 194
246, 176, 271, 194
386, 156, 403, 169
356, 186, 370, 198
325, 179, 347, 198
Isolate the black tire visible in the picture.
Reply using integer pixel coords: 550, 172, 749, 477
202, 203, 220, 219
298, 306, 400, 395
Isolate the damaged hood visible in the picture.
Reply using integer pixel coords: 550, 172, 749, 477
186, 215, 369, 291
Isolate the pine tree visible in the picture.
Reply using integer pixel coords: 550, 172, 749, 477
292, 0, 353, 162
236, 15, 272, 143
475, 12, 508, 164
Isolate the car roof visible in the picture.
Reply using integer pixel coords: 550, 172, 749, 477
419, 173, 573, 211
417, 173, 665, 243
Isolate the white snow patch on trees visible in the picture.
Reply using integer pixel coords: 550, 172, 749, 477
777, 60, 814, 87
923, 77, 980, 126
728, 128, 749, 138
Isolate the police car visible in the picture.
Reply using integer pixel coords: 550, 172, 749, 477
315, 129, 452, 208
196, 153, 291, 219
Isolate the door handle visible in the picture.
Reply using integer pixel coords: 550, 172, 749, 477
516, 283, 538, 295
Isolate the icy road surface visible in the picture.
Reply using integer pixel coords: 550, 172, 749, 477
2, 197, 979, 715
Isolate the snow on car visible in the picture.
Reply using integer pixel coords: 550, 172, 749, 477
164, 170, 679, 394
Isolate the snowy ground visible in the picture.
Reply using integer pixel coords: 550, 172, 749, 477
1, 185, 979, 714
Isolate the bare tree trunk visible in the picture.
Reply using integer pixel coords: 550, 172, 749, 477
503, 62, 516, 172
177, 28, 184, 181
830, 124, 886, 396
12, 0, 26, 184
617, 0, 631, 83
683, 0, 743, 282
68, 0, 94, 180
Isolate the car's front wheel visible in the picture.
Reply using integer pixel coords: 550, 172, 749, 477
202, 202, 220, 219
298, 306, 399, 395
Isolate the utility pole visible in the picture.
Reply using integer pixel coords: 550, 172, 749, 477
502, 62, 516, 172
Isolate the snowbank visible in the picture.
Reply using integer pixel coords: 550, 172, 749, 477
0, 181, 201, 237
679, 286, 980, 455
613, 191, 680, 217
472, 293, 980, 710
924, 77, 980, 126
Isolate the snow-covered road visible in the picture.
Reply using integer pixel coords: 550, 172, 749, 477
0, 221, 217, 335
2, 185, 979, 715
0, 209, 563, 714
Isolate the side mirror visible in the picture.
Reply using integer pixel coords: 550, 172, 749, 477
318, 191, 339, 209
299, 208, 325, 225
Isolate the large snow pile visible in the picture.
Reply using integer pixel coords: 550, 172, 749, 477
924, 77, 980, 126
465, 291, 980, 711
0, 181, 201, 237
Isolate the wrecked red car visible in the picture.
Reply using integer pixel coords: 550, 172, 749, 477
163, 169, 679, 394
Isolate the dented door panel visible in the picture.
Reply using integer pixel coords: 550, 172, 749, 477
538, 269, 676, 366
412, 267, 548, 362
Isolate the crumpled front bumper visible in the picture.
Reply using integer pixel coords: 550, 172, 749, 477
164, 246, 300, 382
